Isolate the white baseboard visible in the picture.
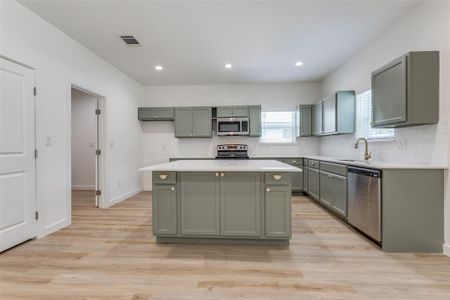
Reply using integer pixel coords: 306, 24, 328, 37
108, 187, 143, 207
72, 185, 95, 191
143, 185, 152, 191
444, 243, 450, 257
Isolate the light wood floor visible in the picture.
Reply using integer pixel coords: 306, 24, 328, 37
1, 191, 450, 300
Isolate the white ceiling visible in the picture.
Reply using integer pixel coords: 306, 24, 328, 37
20, 0, 418, 86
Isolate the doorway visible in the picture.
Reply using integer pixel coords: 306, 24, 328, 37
70, 86, 105, 210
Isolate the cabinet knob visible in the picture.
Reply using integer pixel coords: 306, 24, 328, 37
215, 172, 219, 177
220, 172, 224, 177
170, 186, 175, 191
266, 188, 271, 192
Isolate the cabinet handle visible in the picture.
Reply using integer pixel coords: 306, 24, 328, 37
272, 174, 282, 181
215, 172, 219, 177
266, 188, 271, 192
159, 174, 168, 180
292, 160, 297, 163
170, 186, 175, 191
220, 173, 224, 177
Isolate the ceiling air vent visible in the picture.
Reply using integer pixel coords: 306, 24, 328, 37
120, 35, 141, 46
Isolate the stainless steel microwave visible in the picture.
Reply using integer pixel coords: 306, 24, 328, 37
217, 117, 249, 136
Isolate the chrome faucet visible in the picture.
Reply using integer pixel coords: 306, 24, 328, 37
354, 137, 372, 161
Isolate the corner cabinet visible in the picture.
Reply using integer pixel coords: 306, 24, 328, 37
175, 107, 212, 138
296, 105, 312, 137
371, 51, 439, 128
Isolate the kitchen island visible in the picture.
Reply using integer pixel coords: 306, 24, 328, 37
139, 160, 301, 245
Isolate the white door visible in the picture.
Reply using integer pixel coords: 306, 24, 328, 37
0, 57, 36, 252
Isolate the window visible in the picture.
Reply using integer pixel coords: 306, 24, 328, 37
356, 90, 394, 140
260, 111, 296, 144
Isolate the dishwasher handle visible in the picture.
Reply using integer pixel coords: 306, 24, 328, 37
347, 166, 381, 178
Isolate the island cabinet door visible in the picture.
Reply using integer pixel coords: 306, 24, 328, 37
179, 173, 220, 236
153, 184, 177, 235
220, 172, 261, 237
265, 186, 291, 238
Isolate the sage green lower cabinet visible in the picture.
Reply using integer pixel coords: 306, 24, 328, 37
153, 184, 177, 235
179, 173, 220, 236
265, 186, 291, 238
308, 168, 320, 200
319, 171, 347, 218
303, 165, 309, 193
291, 171, 303, 191
220, 172, 261, 237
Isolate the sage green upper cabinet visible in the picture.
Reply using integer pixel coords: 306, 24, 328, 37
296, 105, 312, 137
217, 106, 249, 117
217, 106, 233, 118
138, 107, 174, 121
220, 172, 261, 237
179, 172, 220, 236
249, 105, 262, 137
322, 91, 356, 135
175, 107, 212, 138
192, 107, 212, 137
265, 185, 291, 238
312, 102, 323, 136
371, 51, 439, 128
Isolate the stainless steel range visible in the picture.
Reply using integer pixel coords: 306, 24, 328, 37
215, 144, 249, 159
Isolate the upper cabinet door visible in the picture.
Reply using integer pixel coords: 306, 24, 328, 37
138, 108, 156, 121
232, 106, 249, 117
312, 102, 323, 136
249, 105, 261, 137
372, 55, 407, 127
298, 105, 312, 137
175, 107, 193, 137
192, 107, 212, 137
322, 95, 337, 134
217, 106, 233, 118
155, 107, 174, 120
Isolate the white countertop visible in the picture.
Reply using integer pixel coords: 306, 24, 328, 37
139, 159, 301, 172
303, 156, 448, 170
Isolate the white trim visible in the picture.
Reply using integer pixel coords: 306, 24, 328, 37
143, 185, 152, 192
107, 188, 143, 207
444, 243, 450, 257
72, 185, 96, 191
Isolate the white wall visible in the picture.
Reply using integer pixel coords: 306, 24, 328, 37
141, 82, 321, 190
319, 1, 450, 254
1, 1, 144, 237
71, 89, 96, 190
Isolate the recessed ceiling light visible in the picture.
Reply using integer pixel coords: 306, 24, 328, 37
295, 61, 304, 67
225, 63, 232, 69
155, 65, 163, 71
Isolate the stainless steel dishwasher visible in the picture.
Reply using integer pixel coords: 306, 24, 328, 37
347, 166, 381, 242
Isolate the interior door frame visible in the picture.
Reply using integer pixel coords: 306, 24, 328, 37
70, 84, 107, 208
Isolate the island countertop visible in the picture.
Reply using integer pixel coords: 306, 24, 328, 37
139, 159, 301, 172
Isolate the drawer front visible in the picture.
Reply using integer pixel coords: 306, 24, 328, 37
320, 162, 347, 176
309, 160, 320, 169
284, 158, 303, 166
153, 171, 177, 184
264, 172, 291, 185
